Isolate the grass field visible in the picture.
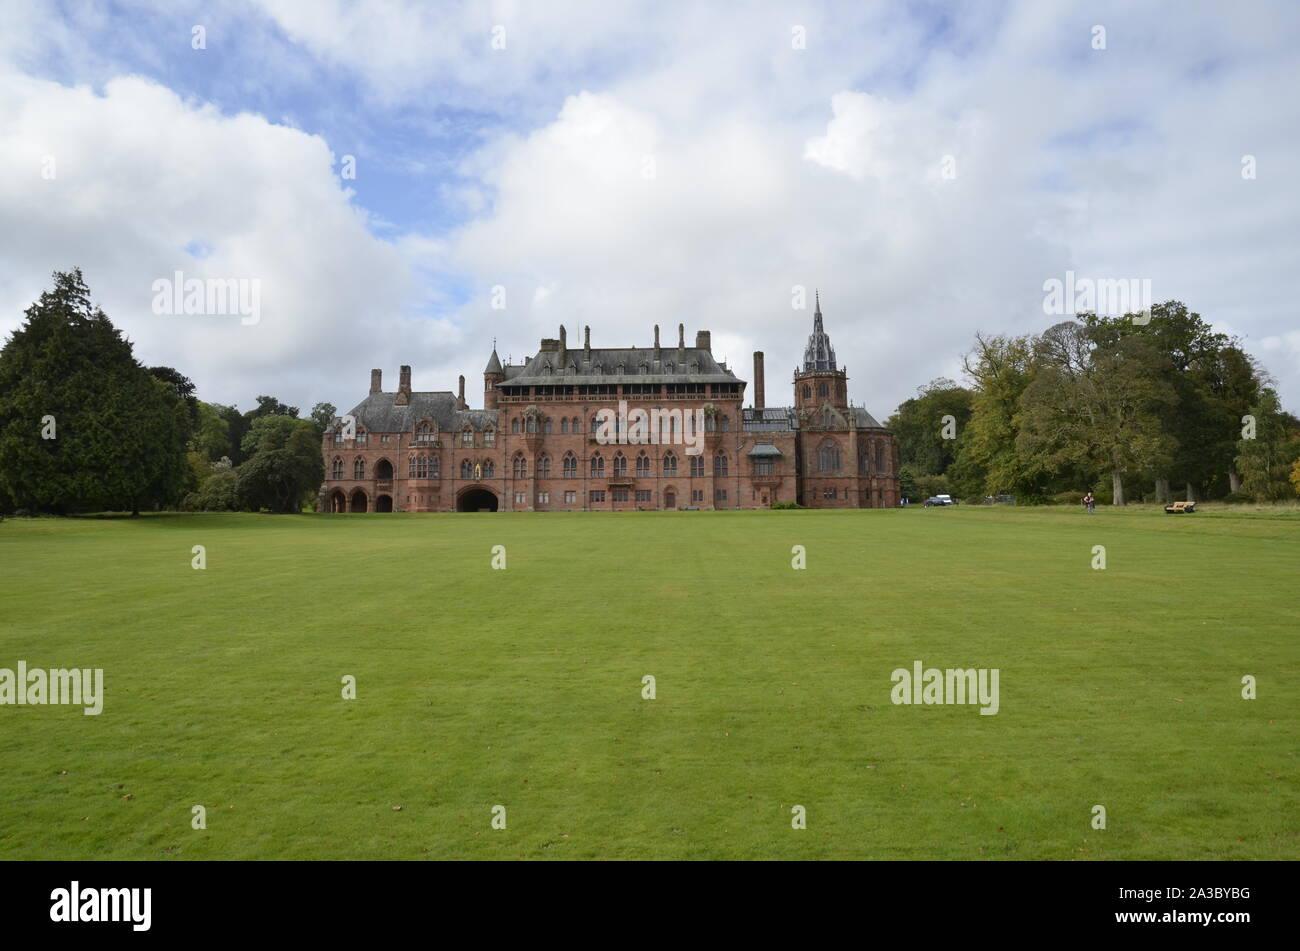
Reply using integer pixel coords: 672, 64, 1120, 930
0, 505, 1295, 860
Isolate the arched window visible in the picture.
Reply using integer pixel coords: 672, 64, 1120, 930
818, 382, 829, 399
572, 417, 580, 433
591, 414, 601, 433
803, 385, 811, 399
543, 418, 553, 434
460, 459, 473, 479
690, 456, 704, 478
331, 457, 344, 480
613, 453, 627, 477
561, 418, 569, 434
484, 428, 495, 446
461, 427, 473, 446
663, 451, 678, 477
353, 457, 366, 479
538, 454, 551, 478
720, 415, 730, 432
512, 418, 520, 434
818, 439, 841, 472
408, 456, 417, 478
513, 455, 527, 479
526, 416, 537, 434
429, 456, 440, 478
714, 453, 728, 477
562, 452, 577, 478
875, 442, 886, 473
591, 453, 605, 477
415, 423, 433, 443
636, 453, 650, 477
483, 460, 495, 478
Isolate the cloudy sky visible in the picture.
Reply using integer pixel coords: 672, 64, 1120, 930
2, 0, 1297, 418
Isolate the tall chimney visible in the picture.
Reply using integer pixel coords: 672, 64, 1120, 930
396, 365, 411, 405
677, 323, 685, 353
583, 325, 591, 358
753, 351, 765, 409
559, 325, 567, 363
370, 369, 382, 394
457, 374, 466, 408
695, 330, 711, 352
653, 324, 660, 359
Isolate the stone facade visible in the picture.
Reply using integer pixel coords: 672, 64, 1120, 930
320, 301, 899, 512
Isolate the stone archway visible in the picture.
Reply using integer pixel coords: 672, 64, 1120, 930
328, 489, 347, 513
375, 458, 394, 480
456, 486, 499, 512
375, 494, 393, 512
350, 489, 368, 513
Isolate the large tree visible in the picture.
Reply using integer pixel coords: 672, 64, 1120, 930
0, 269, 189, 514
235, 416, 323, 513
885, 378, 973, 479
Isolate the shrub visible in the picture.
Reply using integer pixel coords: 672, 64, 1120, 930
769, 501, 804, 510
1053, 490, 1085, 506
1222, 491, 1252, 504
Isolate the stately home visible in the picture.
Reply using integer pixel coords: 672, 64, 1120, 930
320, 299, 899, 512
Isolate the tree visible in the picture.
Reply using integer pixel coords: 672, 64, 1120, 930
0, 269, 189, 514
247, 395, 299, 420
884, 378, 973, 478
235, 417, 322, 513
1235, 389, 1300, 502
1016, 320, 1176, 505
950, 333, 1040, 498
310, 402, 338, 438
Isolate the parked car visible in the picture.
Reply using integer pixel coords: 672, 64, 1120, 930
923, 495, 955, 507
981, 495, 1016, 505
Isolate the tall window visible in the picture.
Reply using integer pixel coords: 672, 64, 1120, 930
754, 458, 773, 476
713, 453, 728, 477
483, 428, 495, 446
636, 453, 650, 477
538, 454, 551, 478
663, 452, 677, 476
803, 385, 811, 399
571, 417, 581, 433
690, 456, 704, 478
720, 415, 730, 432
876, 442, 886, 473
512, 418, 520, 434
526, 416, 537, 433
460, 459, 473, 478
818, 440, 841, 472
613, 453, 627, 477
415, 423, 434, 443
591, 453, 605, 477
461, 428, 473, 446
408, 456, 417, 478
818, 382, 829, 398
543, 419, 552, 434
513, 455, 527, 479
483, 460, 495, 478
331, 457, 344, 479
561, 418, 569, 434
353, 457, 366, 479
563, 453, 577, 478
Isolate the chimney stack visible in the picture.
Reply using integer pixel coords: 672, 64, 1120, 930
396, 365, 412, 405
753, 351, 765, 409
559, 325, 567, 363
584, 325, 591, 358
457, 374, 466, 408
653, 324, 661, 359
677, 323, 685, 354
370, 368, 382, 394
695, 330, 711, 352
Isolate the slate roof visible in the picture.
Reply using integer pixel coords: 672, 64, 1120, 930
743, 407, 798, 431
852, 406, 885, 429
747, 442, 784, 457
499, 346, 741, 387
341, 392, 500, 434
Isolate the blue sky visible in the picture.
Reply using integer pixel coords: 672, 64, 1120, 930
2, 0, 1298, 419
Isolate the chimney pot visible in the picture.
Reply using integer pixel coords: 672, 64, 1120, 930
695, 330, 711, 352
370, 369, 382, 394
753, 351, 765, 410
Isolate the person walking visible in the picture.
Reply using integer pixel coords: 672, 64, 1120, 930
1083, 491, 1095, 514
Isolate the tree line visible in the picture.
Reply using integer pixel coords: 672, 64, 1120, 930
0, 270, 330, 515
886, 302, 1300, 505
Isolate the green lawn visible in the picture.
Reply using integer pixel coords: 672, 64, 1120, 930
0, 505, 1295, 860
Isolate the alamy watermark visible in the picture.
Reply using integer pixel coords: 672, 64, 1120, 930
593, 400, 705, 455
0, 662, 103, 715
1043, 270, 1152, 323
151, 270, 260, 325
890, 661, 999, 715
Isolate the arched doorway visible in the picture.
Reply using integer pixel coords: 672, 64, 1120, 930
664, 488, 676, 509
375, 459, 393, 480
456, 486, 499, 512
350, 489, 368, 512
375, 494, 393, 512
328, 490, 347, 513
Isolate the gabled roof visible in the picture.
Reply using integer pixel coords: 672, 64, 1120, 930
341, 392, 499, 434
500, 346, 741, 386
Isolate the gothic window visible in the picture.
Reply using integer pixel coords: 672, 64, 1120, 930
461, 427, 473, 446
513, 454, 527, 479
875, 442, 886, 473
353, 457, 366, 479
526, 416, 537, 434
572, 417, 581, 433
754, 458, 774, 476
817, 439, 841, 473
538, 454, 551, 478
561, 418, 569, 434
543, 418, 552, 434
720, 415, 730, 432
415, 423, 433, 443
714, 453, 729, 477
484, 428, 495, 446
483, 460, 495, 478
613, 453, 628, 477
512, 418, 520, 434
461, 459, 473, 479
818, 382, 829, 399
690, 455, 704, 478
331, 457, 344, 480
430, 455, 440, 478
663, 451, 678, 477
803, 385, 811, 399
591, 453, 605, 477
408, 456, 417, 478
563, 452, 577, 478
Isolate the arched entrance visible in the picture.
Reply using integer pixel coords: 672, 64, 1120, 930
375, 459, 393, 480
328, 490, 347, 513
375, 494, 393, 512
456, 486, 499, 512
350, 489, 368, 512
664, 488, 676, 509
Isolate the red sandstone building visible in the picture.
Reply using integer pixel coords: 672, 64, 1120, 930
320, 299, 899, 512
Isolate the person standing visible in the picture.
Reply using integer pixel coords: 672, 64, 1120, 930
1083, 491, 1095, 513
